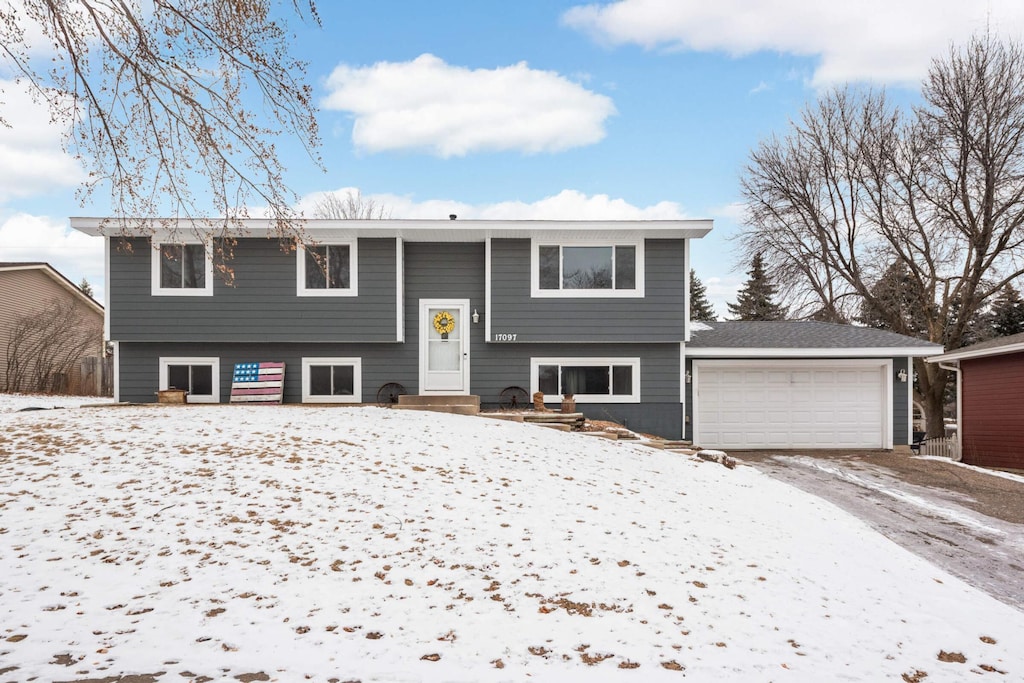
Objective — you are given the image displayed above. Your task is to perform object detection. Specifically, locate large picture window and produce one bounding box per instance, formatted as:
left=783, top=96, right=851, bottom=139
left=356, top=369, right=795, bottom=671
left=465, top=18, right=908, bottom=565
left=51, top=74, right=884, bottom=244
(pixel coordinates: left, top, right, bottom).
left=531, top=357, right=640, bottom=403
left=532, top=240, right=643, bottom=297
left=301, top=357, right=362, bottom=403
left=159, top=357, right=220, bottom=403
left=151, top=242, right=213, bottom=296
left=297, top=242, right=358, bottom=296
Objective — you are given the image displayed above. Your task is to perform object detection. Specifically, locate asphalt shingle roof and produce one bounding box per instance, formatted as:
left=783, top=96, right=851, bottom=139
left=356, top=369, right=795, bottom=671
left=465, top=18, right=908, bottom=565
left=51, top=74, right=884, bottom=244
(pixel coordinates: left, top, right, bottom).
left=688, top=321, right=940, bottom=350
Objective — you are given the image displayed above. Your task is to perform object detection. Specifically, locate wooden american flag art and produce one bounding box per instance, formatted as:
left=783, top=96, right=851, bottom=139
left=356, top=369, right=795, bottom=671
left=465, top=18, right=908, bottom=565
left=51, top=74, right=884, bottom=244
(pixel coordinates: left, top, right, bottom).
left=229, top=362, right=286, bottom=404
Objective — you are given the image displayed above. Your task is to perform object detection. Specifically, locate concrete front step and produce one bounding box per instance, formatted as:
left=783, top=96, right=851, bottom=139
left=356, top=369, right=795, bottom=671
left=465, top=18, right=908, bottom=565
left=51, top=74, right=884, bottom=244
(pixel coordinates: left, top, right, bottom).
left=397, top=394, right=480, bottom=408
left=393, top=394, right=480, bottom=415
left=392, top=404, right=480, bottom=416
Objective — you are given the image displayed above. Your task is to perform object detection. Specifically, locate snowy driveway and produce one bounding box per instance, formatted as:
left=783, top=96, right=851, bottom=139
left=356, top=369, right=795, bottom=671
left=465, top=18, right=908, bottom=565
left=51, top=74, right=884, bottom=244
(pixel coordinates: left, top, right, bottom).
left=730, top=451, right=1024, bottom=612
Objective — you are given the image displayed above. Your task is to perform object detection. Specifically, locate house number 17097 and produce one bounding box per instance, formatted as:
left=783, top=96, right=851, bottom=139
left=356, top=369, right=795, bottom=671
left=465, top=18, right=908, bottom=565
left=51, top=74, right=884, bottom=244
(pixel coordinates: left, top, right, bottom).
left=494, top=333, right=518, bottom=342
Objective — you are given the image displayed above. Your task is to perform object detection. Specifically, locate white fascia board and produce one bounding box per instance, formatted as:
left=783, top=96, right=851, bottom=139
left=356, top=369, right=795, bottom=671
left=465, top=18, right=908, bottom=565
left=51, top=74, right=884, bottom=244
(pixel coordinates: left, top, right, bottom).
left=926, top=342, right=1024, bottom=363
left=69, top=217, right=714, bottom=242
left=688, top=346, right=943, bottom=358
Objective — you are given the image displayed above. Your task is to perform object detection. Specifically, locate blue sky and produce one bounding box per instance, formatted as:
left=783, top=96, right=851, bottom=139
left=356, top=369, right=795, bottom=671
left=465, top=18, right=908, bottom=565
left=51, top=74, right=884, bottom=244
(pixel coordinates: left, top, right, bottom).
left=3, top=0, right=1023, bottom=314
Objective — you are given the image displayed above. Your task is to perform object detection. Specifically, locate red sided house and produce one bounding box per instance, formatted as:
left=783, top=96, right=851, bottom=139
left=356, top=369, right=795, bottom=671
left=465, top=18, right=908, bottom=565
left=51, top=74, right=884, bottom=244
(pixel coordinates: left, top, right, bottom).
left=927, top=332, right=1024, bottom=471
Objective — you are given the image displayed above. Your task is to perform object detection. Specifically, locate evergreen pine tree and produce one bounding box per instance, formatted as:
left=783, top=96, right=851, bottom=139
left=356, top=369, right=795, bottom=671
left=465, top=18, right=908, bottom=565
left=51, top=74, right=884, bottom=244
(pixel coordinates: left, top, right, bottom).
left=689, top=269, right=717, bottom=321
left=79, top=278, right=94, bottom=299
left=727, top=254, right=786, bottom=321
left=988, top=283, right=1024, bottom=337
left=858, top=263, right=928, bottom=336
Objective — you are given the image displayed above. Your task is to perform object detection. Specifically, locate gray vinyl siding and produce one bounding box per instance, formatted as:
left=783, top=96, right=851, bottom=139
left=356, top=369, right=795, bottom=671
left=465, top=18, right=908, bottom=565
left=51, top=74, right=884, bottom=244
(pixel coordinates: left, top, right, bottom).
left=892, top=357, right=910, bottom=446
left=683, top=356, right=912, bottom=447
left=109, top=237, right=398, bottom=342
left=489, top=238, right=686, bottom=342
left=118, top=342, right=418, bottom=405
left=114, top=240, right=687, bottom=439
left=118, top=340, right=683, bottom=438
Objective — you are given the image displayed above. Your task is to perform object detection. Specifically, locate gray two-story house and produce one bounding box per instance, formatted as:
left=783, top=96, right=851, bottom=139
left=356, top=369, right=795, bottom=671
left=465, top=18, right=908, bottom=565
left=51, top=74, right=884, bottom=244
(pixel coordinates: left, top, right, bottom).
left=72, top=217, right=940, bottom=447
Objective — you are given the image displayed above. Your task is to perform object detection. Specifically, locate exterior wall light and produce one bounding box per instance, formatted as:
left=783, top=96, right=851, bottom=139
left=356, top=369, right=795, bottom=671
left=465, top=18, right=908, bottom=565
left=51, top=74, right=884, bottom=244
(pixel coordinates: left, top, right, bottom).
left=897, top=369, right=908, bottom=383
left=472, top=309, right=480, bottom=324
left=685, top=370, right=692, bottom=384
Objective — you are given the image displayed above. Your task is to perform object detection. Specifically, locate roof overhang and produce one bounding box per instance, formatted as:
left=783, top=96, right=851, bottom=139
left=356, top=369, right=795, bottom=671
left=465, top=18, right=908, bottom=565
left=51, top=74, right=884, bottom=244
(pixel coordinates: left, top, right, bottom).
left=926, top=342, right=1024, bottom=364
left=688, top=346, right=942, bottom=359
left=69, top=217, right=714, bottom=242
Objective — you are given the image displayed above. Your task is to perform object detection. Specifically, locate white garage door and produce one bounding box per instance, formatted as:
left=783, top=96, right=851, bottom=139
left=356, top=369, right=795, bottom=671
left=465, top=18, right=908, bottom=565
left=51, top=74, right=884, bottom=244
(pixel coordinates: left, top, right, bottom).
left=694, top=361, right=888, bottom=449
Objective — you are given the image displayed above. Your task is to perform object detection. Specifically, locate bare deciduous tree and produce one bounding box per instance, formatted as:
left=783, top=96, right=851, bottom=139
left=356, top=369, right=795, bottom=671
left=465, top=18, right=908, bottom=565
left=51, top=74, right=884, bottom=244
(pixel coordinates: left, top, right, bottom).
left=5, top=298, right=103, bottom=394
left=738, top=35, right=1024, bottom=436
left=0, top=1, right=322, bottom=259
left=311, top=189, right=391, bottom=219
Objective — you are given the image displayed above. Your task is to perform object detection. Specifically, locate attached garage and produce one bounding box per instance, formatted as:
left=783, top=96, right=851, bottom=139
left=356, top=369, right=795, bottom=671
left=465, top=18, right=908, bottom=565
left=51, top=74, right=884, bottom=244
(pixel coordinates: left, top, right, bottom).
left=684, top=321, right=943, bottom=451
left=693, top=360, right=889, bottom=449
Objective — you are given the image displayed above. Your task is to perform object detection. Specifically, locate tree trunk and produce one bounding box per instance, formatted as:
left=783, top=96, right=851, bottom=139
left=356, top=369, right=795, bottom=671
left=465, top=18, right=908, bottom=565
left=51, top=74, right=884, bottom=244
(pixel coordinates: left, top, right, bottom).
left=915, top=358, right=948, bottom=438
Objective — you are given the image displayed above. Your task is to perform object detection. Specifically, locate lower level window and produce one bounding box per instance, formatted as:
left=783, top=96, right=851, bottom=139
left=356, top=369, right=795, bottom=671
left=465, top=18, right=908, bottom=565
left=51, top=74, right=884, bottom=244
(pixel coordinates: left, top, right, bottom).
left=159, top=357, right=220, bottom=403
left=302, top=357, right=362, bottom=403
left=531, top=357, right=640, bottom=403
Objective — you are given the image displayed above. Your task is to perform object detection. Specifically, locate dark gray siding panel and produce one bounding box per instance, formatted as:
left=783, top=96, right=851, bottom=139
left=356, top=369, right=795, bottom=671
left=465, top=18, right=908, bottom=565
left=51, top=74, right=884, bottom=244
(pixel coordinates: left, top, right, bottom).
left=110, top=237, right=398, bottom=342
left=893, top=357, right=910, bottom=446
left=489, top=238, right=686, bottom=342
left=118, top=342, right=417, bottom=405
left=118, top=339, right=683, bottom=438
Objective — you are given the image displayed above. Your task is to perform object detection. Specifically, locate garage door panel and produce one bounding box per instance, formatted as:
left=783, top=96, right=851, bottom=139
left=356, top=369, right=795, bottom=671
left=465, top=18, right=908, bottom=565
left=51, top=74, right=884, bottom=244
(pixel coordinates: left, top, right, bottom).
left=696, top=362, right=886, bottom=449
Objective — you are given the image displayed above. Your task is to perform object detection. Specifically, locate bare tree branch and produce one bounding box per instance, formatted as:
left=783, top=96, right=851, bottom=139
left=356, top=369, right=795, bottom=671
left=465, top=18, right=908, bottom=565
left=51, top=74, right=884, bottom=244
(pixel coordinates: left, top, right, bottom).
left=738, top=36, right=1024, bottom=436
left=0, top=0, right=322, bottom=262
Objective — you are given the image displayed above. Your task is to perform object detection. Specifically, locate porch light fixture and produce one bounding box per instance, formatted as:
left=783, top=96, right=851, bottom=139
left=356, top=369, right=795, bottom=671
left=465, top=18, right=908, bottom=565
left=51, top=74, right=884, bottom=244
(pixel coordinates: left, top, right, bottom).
left=897, top=369, right=908, bottom=383
left=685, top=370, right=692, bottom=384
left=472, top=309, right=480, bottom=324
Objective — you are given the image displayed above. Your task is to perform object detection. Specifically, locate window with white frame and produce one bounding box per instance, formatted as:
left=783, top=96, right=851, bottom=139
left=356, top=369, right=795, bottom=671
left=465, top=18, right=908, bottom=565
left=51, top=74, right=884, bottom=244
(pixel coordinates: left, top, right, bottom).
left=302, top=357, right=362, bottom=403
left=532, top=240, right=644, bottom=297
left=297, top=242, right=358, bottom=296
left=530, top=357, right=640, bottom=403
left=159, top=357, right=220, bottom=403
left=151, top=242, right=213, bottom=296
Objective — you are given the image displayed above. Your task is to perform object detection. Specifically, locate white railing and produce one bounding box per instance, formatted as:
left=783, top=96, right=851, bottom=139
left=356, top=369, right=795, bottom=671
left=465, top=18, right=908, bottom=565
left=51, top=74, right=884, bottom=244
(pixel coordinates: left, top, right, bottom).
left=917, top=436, right=960, bottom=459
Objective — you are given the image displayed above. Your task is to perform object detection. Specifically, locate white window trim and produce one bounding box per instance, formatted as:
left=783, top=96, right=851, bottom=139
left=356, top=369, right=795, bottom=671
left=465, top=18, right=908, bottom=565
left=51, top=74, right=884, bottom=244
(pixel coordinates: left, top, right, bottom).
left=301, top=357, right=362, bottom=403
left=159, top=356, right=220, bottom=403
left=297, top=241, right=359, bottom=297
left=151, top=241, right=213, bottom=296
left=530, top=239, right=645, bottom=298
left=530, top=357, right=641, bottom=404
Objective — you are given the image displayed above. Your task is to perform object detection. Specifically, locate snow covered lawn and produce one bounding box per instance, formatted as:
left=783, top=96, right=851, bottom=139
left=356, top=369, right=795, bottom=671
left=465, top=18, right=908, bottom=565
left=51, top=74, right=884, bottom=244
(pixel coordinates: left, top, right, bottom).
left=2, top=403, right=1022, bottom=682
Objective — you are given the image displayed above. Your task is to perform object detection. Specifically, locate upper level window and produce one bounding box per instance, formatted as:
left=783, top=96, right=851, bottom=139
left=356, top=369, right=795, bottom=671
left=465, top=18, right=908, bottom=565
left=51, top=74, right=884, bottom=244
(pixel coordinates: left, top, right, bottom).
left=151, top=242, right=213, bottom=296
left=532, top=240, right=644, bottom=297
left=297, top=242, right=358, bottom=296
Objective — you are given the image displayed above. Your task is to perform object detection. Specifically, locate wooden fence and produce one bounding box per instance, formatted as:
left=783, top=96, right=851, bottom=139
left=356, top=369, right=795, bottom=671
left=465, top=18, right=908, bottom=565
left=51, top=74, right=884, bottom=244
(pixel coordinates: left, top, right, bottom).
left=79, top=356, right=113, bottom=396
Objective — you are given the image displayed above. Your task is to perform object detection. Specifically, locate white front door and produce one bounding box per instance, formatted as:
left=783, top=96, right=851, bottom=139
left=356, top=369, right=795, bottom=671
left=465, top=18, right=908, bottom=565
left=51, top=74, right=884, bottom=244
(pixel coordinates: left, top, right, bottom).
left=419, top=299, right=470, bottom=394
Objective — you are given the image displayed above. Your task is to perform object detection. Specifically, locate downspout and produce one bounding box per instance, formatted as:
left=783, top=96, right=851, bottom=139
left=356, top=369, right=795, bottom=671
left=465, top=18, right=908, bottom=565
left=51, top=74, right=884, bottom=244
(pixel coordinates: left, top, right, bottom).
left=937, top=360, right=962, bottom=461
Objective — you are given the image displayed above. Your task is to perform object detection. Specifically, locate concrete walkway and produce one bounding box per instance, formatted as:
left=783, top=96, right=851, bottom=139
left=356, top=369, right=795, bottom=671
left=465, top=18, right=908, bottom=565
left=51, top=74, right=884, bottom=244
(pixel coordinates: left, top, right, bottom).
left=729, top=450, right=1024, bottom=612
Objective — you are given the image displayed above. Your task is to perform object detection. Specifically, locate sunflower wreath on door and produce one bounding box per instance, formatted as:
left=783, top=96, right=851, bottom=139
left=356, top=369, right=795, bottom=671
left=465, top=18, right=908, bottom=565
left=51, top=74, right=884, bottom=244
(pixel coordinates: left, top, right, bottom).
left=433, top=310, right=455, bottom=338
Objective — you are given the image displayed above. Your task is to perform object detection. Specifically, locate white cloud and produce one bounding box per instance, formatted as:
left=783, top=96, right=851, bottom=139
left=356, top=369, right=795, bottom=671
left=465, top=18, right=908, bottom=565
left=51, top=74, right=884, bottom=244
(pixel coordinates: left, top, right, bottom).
left=0, top=79, right=82, bottom=200
left=749, top=80, right=771, bottom=95
left=704, top=275, right=744, bottom=320
left=298, top=187, right=689, bottom=221
left=0, top=212, right=105, bottom=302
left=562, top=0, right=1024, bottom=86
left=321, top=54, right=616, bottom=156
